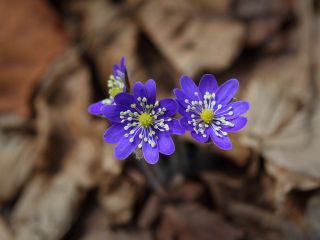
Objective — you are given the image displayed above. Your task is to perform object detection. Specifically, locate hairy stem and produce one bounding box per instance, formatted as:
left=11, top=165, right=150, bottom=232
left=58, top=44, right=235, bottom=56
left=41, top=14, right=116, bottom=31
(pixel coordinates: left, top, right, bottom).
left=135, top=156, right=167, bottom=199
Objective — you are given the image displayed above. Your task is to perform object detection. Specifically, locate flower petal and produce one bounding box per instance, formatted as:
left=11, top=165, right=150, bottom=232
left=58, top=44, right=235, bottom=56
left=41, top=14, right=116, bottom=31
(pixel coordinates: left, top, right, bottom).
left=168, top=119, right=185, bottom=134
left=88, top=100, right=105, bottom=116
left=101, top=104, right=127, bottom=123
left=179, top=117, right=193, bottom=131
left=215, top=100, right=249, bottom=120
left=114, top=135, right=139, bottom=160
left=142, top=141, right=159, bottom=164
left=133, top=82, right=147, bottom=100
left=173, top=88, right=188, bottom=108
left=158, top=98, right=178, bottom=117
left=222, top=117, right=248, bottom=132
left=209, top=129, right=232, bottom=150
left=216, top=79, right=239, bottom=105
left=145, top=79, right=156, bottom=104
left=191, top=130, right=209, bottom=143
left=176, top=104, right=193, bottom=118
left=113, top=65, right=120, bottom=77
left=120, top=56, right=126, bottom=72
left=114, top=92, right=135, bottom=107
left=180, top=75, right=198, bottom=99
left=104, top=123, right=125, bottom=144
left=158, top=132, right=175, bottom=155
left=199, top=74, right=218, bottom=96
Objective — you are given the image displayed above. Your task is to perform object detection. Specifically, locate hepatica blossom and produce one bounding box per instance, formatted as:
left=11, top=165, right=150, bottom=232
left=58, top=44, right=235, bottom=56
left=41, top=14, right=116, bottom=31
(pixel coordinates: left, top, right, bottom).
left=88, top=57, right=126, bottom=116
left=174, top=74, right=249, bottom=150
left=88, top=56, right=249, bottom=163
left=102, top=80, right=184, bottom=164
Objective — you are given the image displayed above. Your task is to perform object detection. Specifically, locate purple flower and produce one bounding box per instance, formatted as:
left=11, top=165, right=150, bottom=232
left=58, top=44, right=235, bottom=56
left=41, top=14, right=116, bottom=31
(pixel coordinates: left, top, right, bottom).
left=88, top=57, right=127, bottom=116
left=174, top=74, right=249, bottom=150
left=102, top=80, right=184, bottom=164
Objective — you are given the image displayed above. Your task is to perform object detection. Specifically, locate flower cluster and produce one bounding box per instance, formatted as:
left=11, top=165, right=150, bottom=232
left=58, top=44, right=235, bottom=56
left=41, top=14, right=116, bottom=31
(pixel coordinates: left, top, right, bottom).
left=88, top=58, right=249, bottom=164
left=88, top=57, right=126, bottom=116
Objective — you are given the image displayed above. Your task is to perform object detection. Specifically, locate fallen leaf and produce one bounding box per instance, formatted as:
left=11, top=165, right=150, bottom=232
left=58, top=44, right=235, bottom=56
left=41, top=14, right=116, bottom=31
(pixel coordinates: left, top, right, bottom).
left=306, top=192, right=320, bottom=240
left=137, top=0, right=245, bottom=76
left=0, top=0, right=68, bottom=121
left=98, top=178, right=138, bottom=225
left=0, top=130, right=40, bottom=202
left=157, top=203, right=243, bottom=240
left=0, top=216, right=13, bottom=240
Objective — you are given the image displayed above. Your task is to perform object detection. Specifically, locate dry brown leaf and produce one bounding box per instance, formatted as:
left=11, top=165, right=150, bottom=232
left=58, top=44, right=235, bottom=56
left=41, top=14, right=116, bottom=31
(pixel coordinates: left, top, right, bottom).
left=0, top=130, right=40, bottom=203
left=100, top=142, right=124, bottom=187
left=235, top=0, right=293, bottom=19
left=137, top=0, right=245, bottom=77
left=81, top=228, right=152, bottom=240
left=67, top=0, right=147, bottom=89
left=98, top=178, right=138, bottom=225
left=200, top=171, right=243, bottom=210
left=239, top=0, right=317, bottom=198
left=225, top=201, right=305, bottom=240
left=240, top=55, right=320, bottom=194
left=246, top=17, right=283, bottom=47
left=306, top=192, right=320, bottom=239
left=157, top=203, right=243, bottom=240
left=95, top=21, right=147, bottom=88
left=66, top=0, right=122, bottom=49
left=0, top=217, right=13, bottom=240
left=12, top=136, right=99, bottom=240
left=11, top=50, right=101, bottom=240
left=97, top=130, right=134, bottom=227
left=13, top=172, right=85, bottom=240
left=182, top=129, right=250, bottom=166
left=138, top=194, right=161, bottom=229
left=35, top=50, right=94, bottom=170
left=193, top=0, right=232, bottom=14
left=168, top=181, right=204, bottom=202
left=0, top=0, right=68, bottom=122
left=80, top=206, right=152, bottom=240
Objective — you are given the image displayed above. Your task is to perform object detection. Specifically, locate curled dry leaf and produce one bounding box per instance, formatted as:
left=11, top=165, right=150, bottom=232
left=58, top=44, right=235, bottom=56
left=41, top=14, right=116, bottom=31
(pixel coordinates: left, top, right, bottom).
left=240, top=55, right=320, bottom=198
left=137, top=0, right=245, bottom=76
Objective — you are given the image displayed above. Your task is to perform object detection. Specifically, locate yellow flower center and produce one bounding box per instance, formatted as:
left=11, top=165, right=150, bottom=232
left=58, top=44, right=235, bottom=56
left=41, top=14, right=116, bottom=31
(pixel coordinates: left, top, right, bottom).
left=200, top=109, right=214, bottom=123
left=110, top=87, right=123, bottom=97
left=139, top=113, right=153, bottom=127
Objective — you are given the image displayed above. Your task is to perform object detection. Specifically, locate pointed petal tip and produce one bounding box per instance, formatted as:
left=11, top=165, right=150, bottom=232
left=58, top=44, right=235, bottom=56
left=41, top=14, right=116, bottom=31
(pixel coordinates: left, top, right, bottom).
left=88, top=101, right=104, bottom=116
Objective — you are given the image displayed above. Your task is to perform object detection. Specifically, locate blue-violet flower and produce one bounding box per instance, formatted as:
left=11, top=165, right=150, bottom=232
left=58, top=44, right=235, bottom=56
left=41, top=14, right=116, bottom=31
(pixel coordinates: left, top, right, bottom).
left=174, top=74, right=249, bottom=150
left=88, top=57, right=126, bottom=116
left=102, top=79, right=184, bottom=164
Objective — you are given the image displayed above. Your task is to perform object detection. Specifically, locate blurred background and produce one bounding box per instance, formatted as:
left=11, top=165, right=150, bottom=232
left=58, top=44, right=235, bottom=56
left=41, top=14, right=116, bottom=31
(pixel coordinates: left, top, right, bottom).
left=0, top=0, right=320, bottom=239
